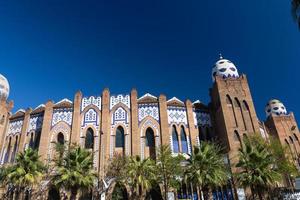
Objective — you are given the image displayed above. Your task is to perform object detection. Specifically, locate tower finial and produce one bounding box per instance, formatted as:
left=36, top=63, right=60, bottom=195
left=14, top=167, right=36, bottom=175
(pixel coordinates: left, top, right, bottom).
left=219, top=53, right=223, bottom=59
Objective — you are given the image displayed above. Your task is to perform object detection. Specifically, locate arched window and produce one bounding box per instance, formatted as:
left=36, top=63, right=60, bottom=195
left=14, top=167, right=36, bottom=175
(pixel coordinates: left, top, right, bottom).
left=146, top=128, right=155, bottom=147
left=289, top=136, right=294, bottom=143
left=294, top=134, right=299, bottom=141
left=226, top=95, right=232, bottom=105
left=242, top=100, right=250, bottom=111
left=4, top=137, right=11, bottom=163
left=234, top=130, right=242, bottom=145
left=227, top=95, right=238, bottom=127
left=172, top=126, right=179, bottom=153
left=34, top=131, right=41, bottom=150
left=85, top=128, right=94, bottom=149
left=235, top=98, right=247, bottom=130
left=199, top=127, right=205, bottom=141
left=180, top=126, right=188, bottom=154
left=29, top=133, right=34, bottom=148
left=115, top=126, right=125, bottom=148
left=57, top=133, right=65, bottom=145
left=145, top=128, right=156, bottom=159
left=11, top=136, right=18, bottom=163
left=285, top=138, right=289, bottom=145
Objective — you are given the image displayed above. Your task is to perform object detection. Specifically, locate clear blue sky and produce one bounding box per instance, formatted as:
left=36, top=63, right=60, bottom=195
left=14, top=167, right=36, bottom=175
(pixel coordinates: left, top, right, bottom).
left=0, top=0, right=299, bottom=121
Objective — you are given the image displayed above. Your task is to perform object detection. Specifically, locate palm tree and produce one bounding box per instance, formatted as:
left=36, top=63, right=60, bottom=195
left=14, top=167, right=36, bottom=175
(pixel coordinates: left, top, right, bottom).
left=125, top=155, right=156, bottom=200
left=155, top=145, right=184, bottom=200
left=185, top=142, right=228, bottom=200
left=291, top=0, right=300, bottom=29
left=2, top=148, right=45, bottom=200
left=52, top=145, right=97, bottom=200
left=235, top=135, right=281, bottom=200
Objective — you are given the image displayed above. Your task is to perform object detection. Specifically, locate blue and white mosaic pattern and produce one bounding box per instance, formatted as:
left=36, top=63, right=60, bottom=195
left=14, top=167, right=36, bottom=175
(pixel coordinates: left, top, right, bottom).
left=81, top=96, right=101, bottom=112
left=28, top=114, right=44, bottom=132
left=193, top=110, right=211, bottom=127
left=52, top=108, right=73, bottom=127
left=167, top=106, right=187, bottom=125
left=8, top=119, right=23, bottom=136
left=138, top=103, right=159, bottom=122
left=110, top=106, right=130, bottom=157
left=110, top=94, right=130, bottom=109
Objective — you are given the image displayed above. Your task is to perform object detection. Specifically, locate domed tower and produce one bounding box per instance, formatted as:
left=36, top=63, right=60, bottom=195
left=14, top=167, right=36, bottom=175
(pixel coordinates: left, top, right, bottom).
left=210, top=55, right=260, bottom=169
left=264, top=99, right=300, bottom=168
left=212, top=55, right=239, bottom=81
left=0, top=74, right=13, bottom=157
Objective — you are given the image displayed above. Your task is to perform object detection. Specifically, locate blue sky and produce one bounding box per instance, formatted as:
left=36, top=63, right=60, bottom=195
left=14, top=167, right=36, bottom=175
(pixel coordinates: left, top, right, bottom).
left=0, top=0, right=299, bottom=121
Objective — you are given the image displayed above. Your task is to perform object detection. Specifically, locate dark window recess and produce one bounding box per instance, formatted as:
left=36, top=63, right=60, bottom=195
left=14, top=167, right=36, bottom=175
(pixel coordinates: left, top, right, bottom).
left=85, top=128, right=94, bottom=149
left=145, top=128, right=155, bottom=147
left=115, top=127, right=125, bottom=148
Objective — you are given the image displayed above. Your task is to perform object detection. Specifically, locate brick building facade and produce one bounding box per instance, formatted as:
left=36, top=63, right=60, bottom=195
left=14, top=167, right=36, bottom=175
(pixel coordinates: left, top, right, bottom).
left=0, top=56, right=299, bottom=198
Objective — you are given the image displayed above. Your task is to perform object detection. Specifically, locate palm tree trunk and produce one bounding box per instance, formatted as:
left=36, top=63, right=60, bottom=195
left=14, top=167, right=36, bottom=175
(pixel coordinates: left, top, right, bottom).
left=197, top=186, right=203, bottom=200
left=190, top=183, right=194, bottom=200
left=164, top=181, right=168, bottom=200
left=70, top=188, right=78, bottom=200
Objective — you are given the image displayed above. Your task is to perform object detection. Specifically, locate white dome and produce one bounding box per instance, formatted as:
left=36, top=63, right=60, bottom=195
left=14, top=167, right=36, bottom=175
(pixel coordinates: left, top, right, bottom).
left=265, top=99, right=287, bottom=117
left=0, top=74, right=9, bottom=101
left=212, top=56, right=239, bottom=82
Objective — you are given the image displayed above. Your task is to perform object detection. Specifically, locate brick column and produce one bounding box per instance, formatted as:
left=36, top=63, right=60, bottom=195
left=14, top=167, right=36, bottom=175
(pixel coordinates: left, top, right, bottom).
left=38, top=100, right=54, bottom=163
left=70, top=91, right=82, bottom=145
left=159, top=94, right=169, bottom=146
left=130, top=89, right=139, bottom=156
left=0, top=100, right=13, bottom=157
left=18, top=108, right=32, bottom=152
left=100, top=88, right=110, bottom=177
left=186, top=100, right=198, bottom=148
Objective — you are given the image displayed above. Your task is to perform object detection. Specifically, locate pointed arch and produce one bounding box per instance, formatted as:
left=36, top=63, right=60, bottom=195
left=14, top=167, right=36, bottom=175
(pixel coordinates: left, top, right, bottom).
left=145, top=127, right=156, bottom=159
left=285, top=138, right=296, bottom=161
left=115, top=126, right=125, bottom=156
left=234, top=97, right=246, bottom=130
left=4, top=137, right=12, bottom=163
left=10, top=136, right=19, bottom=163
left=180, top=126, right=188, bottom=154
left=116, top=126, right=125, bottom=148
left=57, top=132, right=65, bottom=145
left=29, top=132, right=34, bottom=148
left=172, top=125, right=179, bottom=153
left=242, top=100, right=255, bottom=132
left=34, top=130, right=41, bottom=150
left=226, top=95, right=238, bottom=127
left=234, top=130, right=242, bottom=147
left=85, top=128, right=94, bottom=149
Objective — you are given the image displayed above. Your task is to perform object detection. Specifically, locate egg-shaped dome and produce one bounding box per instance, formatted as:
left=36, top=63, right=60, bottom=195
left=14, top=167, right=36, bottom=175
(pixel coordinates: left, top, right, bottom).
left=0, top=74, right=9, bottom=101
left=265, top=99, right=287, bottom=117
left=212, top=55, right=239, bottom=82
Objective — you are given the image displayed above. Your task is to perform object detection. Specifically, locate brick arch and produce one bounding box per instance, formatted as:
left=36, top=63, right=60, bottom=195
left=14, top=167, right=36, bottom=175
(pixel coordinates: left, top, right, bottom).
left=139, top=117, right=160, bottom=159
left=48, top=122, right=71, bottom=161
left=110, top=102, right=130, bottom=114
left=24, top=130, right=35, bottom=149
left=139, top=117, right=160, bottom=137
left=81, top=104, right=101, bottom=115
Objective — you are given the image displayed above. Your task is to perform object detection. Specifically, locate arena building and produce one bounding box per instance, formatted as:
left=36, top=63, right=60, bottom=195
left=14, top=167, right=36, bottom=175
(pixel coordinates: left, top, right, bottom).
left=0, top=55, right=299, bottom=199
